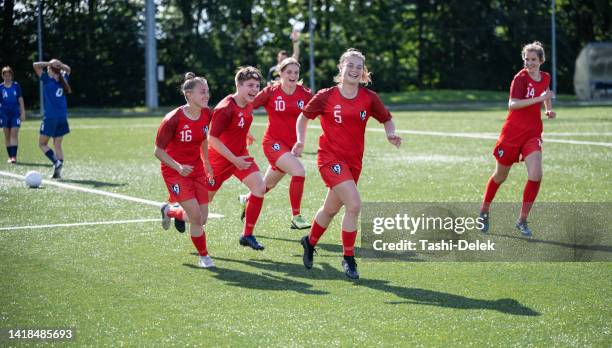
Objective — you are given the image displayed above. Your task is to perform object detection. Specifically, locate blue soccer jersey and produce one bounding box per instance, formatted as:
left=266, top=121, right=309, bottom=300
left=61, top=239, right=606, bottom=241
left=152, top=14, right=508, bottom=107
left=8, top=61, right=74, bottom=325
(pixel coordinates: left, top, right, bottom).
left=41, top=72, right=68, bottom=119
left=0, top=81, right=22, bottom=112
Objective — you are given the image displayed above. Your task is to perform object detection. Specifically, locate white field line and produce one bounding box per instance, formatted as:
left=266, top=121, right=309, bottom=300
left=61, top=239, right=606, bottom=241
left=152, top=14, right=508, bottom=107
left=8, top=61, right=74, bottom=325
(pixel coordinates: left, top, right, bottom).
left=250, top=122, right=612, bottom=147
left=0, top=171, right=223, bottom=218
left=0, top=219, right=160, bottom=231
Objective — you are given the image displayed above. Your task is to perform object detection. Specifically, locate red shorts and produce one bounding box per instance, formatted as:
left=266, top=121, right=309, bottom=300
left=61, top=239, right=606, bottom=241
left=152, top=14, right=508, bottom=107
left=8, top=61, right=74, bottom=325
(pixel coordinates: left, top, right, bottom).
left=493, top=137, right=542, bottom=166
left=318, top=158, right=361, bottom=188
left=208, top=156, right=260, bottom=191
left=162, top=171, right=209, bottom=204
left=262, top=137, right=292, bottom=173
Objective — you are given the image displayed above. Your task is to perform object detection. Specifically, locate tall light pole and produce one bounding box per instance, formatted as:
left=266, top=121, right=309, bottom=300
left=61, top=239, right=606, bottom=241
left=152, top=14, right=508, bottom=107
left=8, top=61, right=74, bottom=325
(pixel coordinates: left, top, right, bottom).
left=308, top=0, right=315, bottom=91
left=37, top=0, right=44, bottom=116
left=145, top=0, right=158, bottom=109
left=551, top=0, right=557, bottom=95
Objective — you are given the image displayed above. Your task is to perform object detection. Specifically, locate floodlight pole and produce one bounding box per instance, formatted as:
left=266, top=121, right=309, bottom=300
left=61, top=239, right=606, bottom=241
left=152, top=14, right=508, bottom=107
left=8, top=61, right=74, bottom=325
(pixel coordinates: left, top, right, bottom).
left=308, top=0, right=315, bottom=91
left=37, top=0, right=44, bottom=116
left=145, top=0, right=158, bottom=109
left=551, top=0, right=557, bottom=95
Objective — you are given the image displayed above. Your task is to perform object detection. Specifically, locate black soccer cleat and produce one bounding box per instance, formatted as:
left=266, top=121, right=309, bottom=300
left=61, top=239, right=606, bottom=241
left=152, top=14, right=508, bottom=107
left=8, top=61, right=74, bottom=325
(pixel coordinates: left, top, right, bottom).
left=174, top=218, right=186, bottom=233
left=239, top=235, right=264, bottom=250
left=478, top=211, right=490, bottom=234
left=342, top=256, right=359, bottom=280
left=300, top=235, right=317, bottom=269
left=515, top=220, right=533, bottom=238
left=51, top=160, right=63, bottom=179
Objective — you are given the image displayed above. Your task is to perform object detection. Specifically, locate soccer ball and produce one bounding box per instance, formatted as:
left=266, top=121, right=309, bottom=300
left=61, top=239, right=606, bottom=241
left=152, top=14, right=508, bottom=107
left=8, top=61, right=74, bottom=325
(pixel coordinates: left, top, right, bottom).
left=25, top=170, right=42, bottom=188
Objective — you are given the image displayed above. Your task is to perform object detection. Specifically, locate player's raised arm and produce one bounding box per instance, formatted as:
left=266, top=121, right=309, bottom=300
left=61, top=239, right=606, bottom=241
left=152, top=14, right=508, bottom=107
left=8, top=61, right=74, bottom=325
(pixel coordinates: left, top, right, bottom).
left=32, top=61, right=50, bottom=77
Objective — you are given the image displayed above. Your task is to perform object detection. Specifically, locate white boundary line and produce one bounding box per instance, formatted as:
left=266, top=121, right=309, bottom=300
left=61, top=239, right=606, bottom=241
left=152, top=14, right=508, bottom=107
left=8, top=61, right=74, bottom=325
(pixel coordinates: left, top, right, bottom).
left=0, top=171, right=223, bottom=218
left=251, top=122, right=612, bottom=147
left=0, top=219, right=160, bottom=231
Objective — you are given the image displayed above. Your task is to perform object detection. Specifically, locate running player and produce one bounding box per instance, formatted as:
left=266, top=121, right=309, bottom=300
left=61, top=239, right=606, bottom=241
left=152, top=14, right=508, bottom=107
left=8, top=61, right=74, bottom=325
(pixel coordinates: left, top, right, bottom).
left=293, top=48, right=402, bottom=279
left=169, top=66, right=267, bottom=250
left=244, top=57, right=313, bottom=230
left=479, top=41, right=556, bottom=237
left=155, top=72, right=215, bottom=268
left=0, top=66, right=26, bottom=163
left=33, top=59, right=72, bottom=179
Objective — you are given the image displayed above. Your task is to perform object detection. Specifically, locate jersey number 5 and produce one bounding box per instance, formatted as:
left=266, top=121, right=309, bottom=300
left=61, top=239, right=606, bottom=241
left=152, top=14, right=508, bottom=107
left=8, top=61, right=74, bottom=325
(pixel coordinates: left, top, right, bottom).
left=333, top=109, right=342, bottom=123
left=180, top=129, right=192, bottom=142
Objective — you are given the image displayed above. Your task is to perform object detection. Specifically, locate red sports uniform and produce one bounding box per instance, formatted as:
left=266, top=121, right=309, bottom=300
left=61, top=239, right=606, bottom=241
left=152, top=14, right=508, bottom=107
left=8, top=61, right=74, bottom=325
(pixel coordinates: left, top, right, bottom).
left=208, top=95, right=260, bottom=191
left=494, top=69, right=551, bottom=166
left=302, top=86, right=392, bottom=188
left=253, top=84, right=313, bottom=172
left=155, top=107, right=212, bottom=203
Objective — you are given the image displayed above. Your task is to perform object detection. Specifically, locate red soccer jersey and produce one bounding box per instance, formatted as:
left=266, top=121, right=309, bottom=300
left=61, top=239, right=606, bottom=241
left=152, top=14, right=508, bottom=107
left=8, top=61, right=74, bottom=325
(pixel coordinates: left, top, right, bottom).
left=155, top=107, right=212, bottom=177
left=253, top=84, right=313, bottom=146
left=499, top=69, right=551, bottom=146
left=209, top=95, right=253, bottom=164
left=302, top=86, right=392, bottom=169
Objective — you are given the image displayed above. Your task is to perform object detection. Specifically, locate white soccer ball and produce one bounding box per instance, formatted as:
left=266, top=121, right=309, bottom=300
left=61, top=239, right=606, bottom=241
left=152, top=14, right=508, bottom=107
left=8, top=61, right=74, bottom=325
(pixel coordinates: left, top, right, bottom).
left=25, top=170, right=42, bottom=188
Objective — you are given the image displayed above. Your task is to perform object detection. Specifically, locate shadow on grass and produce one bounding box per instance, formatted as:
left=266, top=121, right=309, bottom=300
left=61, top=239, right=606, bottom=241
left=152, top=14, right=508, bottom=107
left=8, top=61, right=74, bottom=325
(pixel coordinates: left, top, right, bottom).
left=214, top=257, right=540, bottom=316
left=182, top=263, right=328, bottom=295
left=60, top=178, right=127, bottom=188
left=490, top=233, right=612, bottom=253
left=14, top=162, right=52, bottom=168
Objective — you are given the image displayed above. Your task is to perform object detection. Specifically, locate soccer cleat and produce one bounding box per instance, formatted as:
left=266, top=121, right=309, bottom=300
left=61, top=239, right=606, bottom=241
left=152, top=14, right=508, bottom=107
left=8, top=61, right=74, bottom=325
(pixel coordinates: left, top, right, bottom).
left=478, top=212, right=490, bottom=234
left=198, top=255, right=215, bottom=268
left=51, top=160, right=63, bottom=179
left=239, top=194, right=248, bottom=222
left=300, top=235, right=317, bottom=269
left=174, top=218, right=186, bottom=233
left=516, top=220, right=533, bottom=237
left=239, top=235, right=265, bottom=250
left=342, top=256, right=359, bottom=279
left=7, top=157, right=16, bottom=164
left=291, top=215, right=311, bottom=230
left=160, top=203, right=171, bottom=230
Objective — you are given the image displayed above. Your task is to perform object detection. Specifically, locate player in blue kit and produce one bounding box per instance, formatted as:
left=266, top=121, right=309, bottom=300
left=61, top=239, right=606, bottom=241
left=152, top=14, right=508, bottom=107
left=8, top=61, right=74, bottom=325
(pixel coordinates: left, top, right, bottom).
left=0, top=66, right=26, bottom=163
left=33, top=59, right=72, bottom=179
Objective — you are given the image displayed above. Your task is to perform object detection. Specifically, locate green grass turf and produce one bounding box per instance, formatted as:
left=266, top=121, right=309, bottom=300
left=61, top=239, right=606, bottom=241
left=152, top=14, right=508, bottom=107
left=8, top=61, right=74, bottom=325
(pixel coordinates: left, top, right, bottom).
left=0, top=106, right=610, bottom=346
left=378, top=89, right=577, bottom=105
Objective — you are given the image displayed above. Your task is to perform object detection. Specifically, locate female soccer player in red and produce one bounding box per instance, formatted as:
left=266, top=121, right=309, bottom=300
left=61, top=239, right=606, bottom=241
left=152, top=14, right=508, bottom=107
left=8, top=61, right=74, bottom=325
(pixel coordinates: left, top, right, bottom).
left=155, top=72, right=215, bottom=268
left=479, top=41, right=556, bottom=237
left=168, top=67, right=267, bottom=251
left=293, top=48, right=402, bottom=279
left=249, top=57, right=313, bottom=230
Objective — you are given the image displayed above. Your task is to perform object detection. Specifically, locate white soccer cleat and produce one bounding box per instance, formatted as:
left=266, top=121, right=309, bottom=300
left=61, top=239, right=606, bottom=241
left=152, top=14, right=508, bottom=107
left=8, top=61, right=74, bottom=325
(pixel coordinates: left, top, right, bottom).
left=198, top=255, right=215, bottom=268
left=160, top=203, right=171, bottom=230
left=239, top=194, right=248, bottom=206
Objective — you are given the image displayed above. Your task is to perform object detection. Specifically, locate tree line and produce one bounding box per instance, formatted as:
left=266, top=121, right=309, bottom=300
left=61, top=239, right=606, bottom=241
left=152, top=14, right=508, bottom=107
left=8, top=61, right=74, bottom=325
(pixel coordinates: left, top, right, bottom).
left=1, top=0, right=609, bottom=108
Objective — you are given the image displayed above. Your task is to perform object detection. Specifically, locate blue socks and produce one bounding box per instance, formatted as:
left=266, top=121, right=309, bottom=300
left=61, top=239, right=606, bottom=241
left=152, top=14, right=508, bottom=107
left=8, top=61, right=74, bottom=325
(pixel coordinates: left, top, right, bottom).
left=44, top=149, right=58, bottom=164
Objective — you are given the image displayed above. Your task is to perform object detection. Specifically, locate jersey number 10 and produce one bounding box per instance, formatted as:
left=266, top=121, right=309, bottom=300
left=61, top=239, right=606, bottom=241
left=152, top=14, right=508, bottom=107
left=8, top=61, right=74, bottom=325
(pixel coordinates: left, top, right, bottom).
left=274, top=99, right=286, bottom=111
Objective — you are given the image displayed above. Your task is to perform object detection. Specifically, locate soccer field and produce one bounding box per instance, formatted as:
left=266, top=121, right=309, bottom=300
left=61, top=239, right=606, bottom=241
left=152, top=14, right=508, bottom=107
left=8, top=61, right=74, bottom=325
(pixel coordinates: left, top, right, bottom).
left=1, top=106, right=610, bottom=346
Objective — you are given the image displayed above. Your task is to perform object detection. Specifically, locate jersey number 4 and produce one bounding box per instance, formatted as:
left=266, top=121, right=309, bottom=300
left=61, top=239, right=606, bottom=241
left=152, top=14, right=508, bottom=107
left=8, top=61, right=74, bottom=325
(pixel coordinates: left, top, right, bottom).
left=180, top=129, right=192, bottom=142
left=238, top=117, right=245, bottom=128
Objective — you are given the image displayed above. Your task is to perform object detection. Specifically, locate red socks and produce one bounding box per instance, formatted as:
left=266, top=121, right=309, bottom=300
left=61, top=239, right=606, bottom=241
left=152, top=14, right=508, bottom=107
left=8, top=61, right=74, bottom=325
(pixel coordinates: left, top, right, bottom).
left=289, top=176, right=305, bottom=216
left=190, top=233, right=208, bottom=256
left=308, top=221, right=327, bottom=246
left=520, top=180, right=541, bottom=220
left=481, top=176, right=501, bottom=212
left=243, top=194, right=264, bottom=236
left=168, top=207, right=185, bottom=220
left=342, top=230, right=357, bottom=256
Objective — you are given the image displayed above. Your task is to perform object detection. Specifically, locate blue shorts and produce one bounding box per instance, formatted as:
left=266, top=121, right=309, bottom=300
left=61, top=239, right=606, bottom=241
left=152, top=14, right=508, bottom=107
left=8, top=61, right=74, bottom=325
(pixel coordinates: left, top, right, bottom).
left=40, top=118, right=70, bottom=137
left=0, top=108, right=21, bottom=128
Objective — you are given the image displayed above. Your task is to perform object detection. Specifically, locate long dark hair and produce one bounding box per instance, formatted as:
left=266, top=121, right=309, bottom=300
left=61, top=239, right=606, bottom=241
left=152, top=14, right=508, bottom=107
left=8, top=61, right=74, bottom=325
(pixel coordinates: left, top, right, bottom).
left=49, top=66, right=72, bottom=94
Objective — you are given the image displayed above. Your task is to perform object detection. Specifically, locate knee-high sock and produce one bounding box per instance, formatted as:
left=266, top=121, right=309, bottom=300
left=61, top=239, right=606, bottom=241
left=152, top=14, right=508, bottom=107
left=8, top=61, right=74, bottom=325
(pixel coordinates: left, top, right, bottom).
left=481, top=176, right=501, bottom=213
left=191, top=233, right=208, bottom=256
left=243, top=195, right=264, bottom=236
left=520, top=180, right=541, bottom=220
left=289, top=176, right=305, bottom=216
left=308, top=221, right=326, bottom=247
left=342, top=230, right=357, bottom=256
